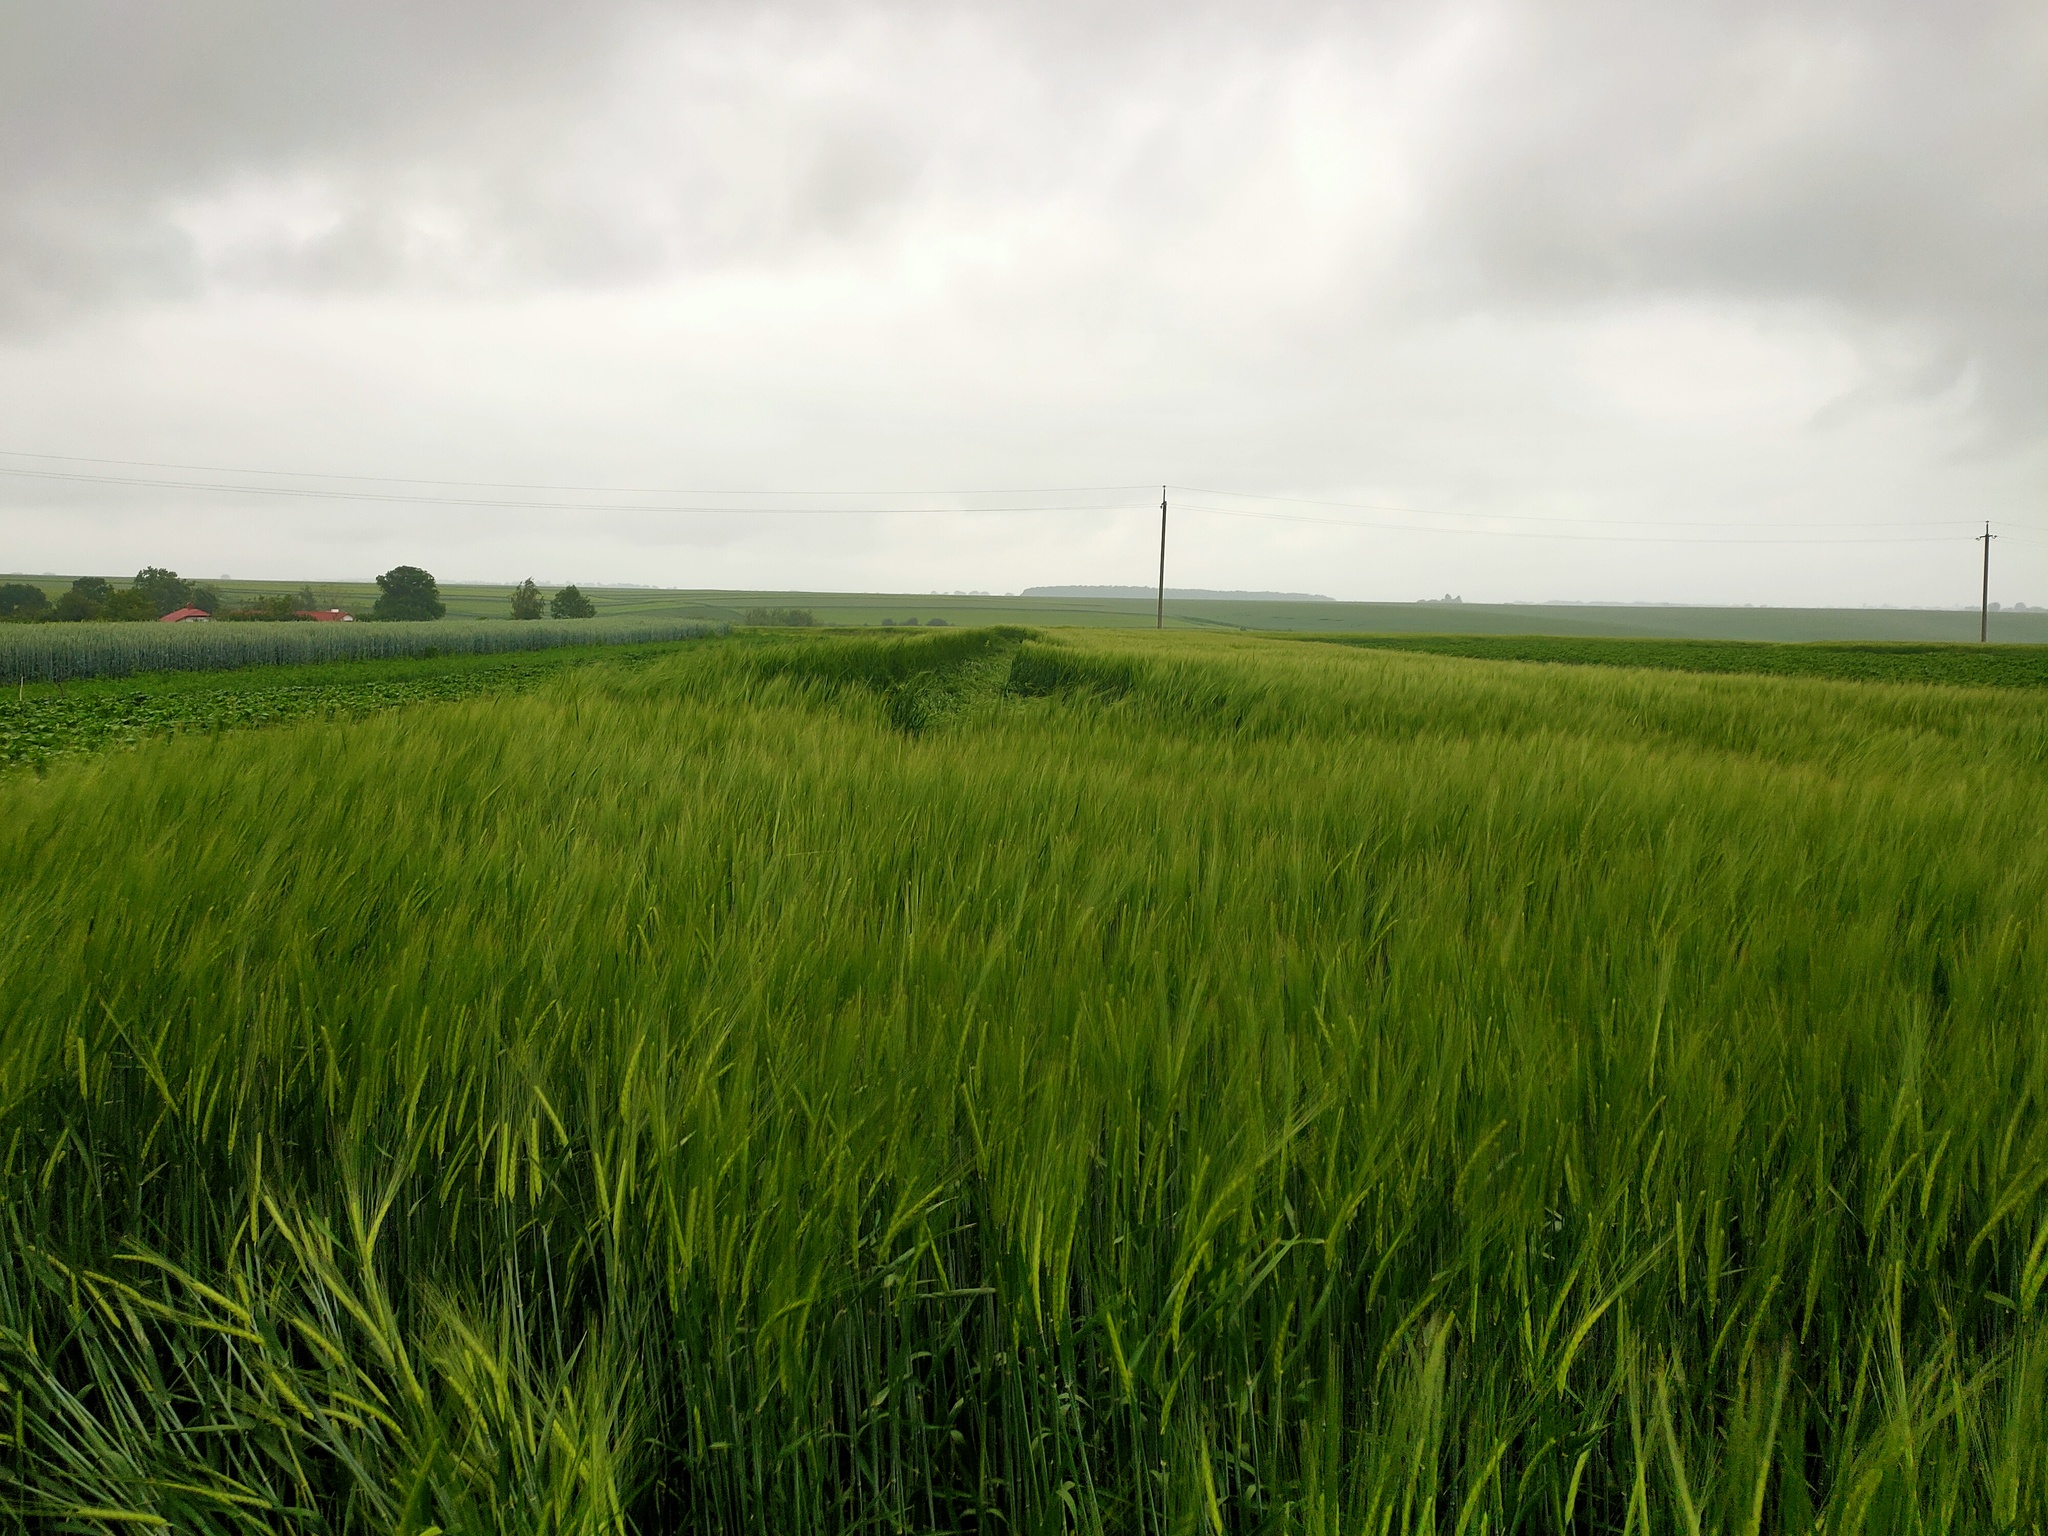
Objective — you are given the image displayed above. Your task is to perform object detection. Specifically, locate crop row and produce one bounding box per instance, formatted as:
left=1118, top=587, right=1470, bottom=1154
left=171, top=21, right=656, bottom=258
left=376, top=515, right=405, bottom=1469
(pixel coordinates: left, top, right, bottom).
left=0, top=615, right=725, bottom=683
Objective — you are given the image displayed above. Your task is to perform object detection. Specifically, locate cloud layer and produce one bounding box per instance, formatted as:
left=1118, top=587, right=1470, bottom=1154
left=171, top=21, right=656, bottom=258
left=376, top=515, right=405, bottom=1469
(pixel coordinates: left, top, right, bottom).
left=2, top=0, right=2042, bottom=603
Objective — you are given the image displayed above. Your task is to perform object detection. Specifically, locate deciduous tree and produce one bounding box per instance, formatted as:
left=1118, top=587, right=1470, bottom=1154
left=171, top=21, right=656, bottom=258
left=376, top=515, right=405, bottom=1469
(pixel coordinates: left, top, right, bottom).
left=0, top=583, right=47, bottom=620
left=371, top=566, right=445, bottom=621
left=132, top=567, right=191, bottom=616
left=548, top=584, right=596, bottom=618
left=100, top=588, right=158, bottom=621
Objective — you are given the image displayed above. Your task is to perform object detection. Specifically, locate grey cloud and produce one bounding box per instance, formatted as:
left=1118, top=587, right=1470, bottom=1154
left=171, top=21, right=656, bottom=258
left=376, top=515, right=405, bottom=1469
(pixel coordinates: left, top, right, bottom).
left=16, top=0, right=2035, bottom=358
left=0, top=2, right=1424, bottom=309
left=1408, top=0, right=2048, bottom=427
left=0, top=0, right=2042, bottom=606
left=0, top=0, right=649, bottom=318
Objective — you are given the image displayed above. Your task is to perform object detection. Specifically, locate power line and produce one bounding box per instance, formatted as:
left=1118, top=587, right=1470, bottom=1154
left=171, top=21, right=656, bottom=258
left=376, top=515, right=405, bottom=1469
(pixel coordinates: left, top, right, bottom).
left=0, top=447, right=1148, bottom=499
left=0, top=451, right=2028, bottom=548
left=0, top=466, right=1143, bottom=517
left=1177, top=502, right=1974, bottom=547
left=1174, top=484, right=1988, bottom=531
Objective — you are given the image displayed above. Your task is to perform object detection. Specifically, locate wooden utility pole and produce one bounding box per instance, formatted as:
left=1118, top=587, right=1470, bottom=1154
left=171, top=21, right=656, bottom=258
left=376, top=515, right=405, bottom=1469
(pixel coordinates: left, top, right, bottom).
left=1156, top=485, right=1168, bottom=630
left=1979, top=521, right=1996, bottom=642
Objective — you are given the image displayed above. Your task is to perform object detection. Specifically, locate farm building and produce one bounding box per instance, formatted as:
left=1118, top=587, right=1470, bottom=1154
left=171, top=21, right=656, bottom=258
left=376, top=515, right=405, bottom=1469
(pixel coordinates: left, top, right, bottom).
left=159, top=607, right=212, bottom=623
left=295, top=608, right=355, bottom=622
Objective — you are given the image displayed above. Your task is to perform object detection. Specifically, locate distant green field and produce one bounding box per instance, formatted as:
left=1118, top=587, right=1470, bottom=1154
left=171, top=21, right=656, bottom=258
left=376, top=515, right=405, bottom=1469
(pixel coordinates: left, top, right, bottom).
left=11, top=572, right=2048, bottom=639
left=1319, top=633, right=2048, bottom=687
left=6, top=628, right=2048, bottom=1531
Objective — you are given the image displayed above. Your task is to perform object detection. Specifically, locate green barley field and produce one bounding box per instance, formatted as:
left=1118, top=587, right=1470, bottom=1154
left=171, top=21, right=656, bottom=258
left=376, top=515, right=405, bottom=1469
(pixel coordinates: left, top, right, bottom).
left=5, top=625, right=2048, bottom=1533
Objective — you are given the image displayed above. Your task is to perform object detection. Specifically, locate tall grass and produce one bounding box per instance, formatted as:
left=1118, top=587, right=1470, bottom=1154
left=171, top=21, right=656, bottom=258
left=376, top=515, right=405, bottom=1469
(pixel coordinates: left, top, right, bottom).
left=0, top=616, right=725, bottom=684
left=3, top=627, right=2047, bottom=1532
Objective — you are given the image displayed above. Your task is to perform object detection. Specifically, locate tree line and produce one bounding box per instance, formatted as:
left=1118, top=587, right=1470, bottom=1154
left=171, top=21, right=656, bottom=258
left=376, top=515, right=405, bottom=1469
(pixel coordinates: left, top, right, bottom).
left=509, top=579, right=596, bottom=620
left=0, top=567, right=602, bottom=623
left=0, top=568, right=223, bottom=623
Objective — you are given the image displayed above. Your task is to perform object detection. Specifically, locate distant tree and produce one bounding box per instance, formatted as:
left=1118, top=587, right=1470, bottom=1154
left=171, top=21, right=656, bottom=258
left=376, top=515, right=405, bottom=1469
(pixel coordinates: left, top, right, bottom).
left=549, top=584, right=596, bottom=619
left=188, top=584, right=222, bottom=615
left=742, top=607, right=817, bottom=627
left=926, top=617, right=949, bottom=626
left=0, top=582, right=48, bottom=620
left=510, top=578, right=545, bottom=620
left=285, top=584, right=350, bottom=615
left=372, top=566, right=445, bottom=621
left=132, top=567, right=191, bottom=616
left=51, top=578, right=108, bottom=622
left=222, top=594, right=307, bottom=622
left=100, top=587, right=158, bottom=621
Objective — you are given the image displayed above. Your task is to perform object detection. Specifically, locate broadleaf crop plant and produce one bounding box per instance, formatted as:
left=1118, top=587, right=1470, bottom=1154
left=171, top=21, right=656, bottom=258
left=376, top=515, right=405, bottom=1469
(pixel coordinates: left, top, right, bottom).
left=0, top=639, right=709, bottom=771
left=3, top=626, right=2046, bottom=1534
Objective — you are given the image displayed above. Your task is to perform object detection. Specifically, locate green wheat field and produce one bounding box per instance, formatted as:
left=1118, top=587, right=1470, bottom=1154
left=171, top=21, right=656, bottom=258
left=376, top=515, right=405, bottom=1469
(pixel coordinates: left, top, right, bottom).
left=5, top=625, right=2048, bottom=1533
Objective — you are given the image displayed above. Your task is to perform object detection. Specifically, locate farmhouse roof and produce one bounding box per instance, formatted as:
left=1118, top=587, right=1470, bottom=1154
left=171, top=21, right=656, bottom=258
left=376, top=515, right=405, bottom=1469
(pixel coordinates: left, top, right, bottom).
left=295, top=609, right=355, bottom=621
left=160, top=607, right=212, bottom=623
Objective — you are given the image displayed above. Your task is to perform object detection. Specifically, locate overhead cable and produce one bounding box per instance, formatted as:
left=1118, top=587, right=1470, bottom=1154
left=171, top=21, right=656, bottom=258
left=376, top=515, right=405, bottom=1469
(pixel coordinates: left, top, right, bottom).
left=1179, top=503, right=1981, bottom=547
left=0, top=466, right=1140, bottom=517
left=0, top=448, right=1148, bottom=499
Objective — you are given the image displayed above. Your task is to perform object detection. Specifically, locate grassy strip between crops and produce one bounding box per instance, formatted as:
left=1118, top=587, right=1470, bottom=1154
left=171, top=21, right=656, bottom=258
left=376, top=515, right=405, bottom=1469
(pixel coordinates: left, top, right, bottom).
left=1312, top=632, right=2048, bottom=686
left=0, top=615, right=726, bottom=684
left=0, top=640, right=714, bottom=770
left=6, top=626, right=2048, bottom=1533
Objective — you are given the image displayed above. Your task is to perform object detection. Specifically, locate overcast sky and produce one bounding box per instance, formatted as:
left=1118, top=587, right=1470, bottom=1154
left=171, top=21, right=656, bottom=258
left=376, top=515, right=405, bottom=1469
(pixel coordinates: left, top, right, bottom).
left=1, top=0, right=2042, bottom=604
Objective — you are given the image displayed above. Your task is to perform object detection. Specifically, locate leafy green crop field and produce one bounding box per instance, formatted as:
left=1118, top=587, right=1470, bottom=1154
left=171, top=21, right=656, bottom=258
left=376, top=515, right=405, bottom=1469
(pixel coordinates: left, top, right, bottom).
left=5, top=627, right=2048, bottom=1533
left=0, top=641, right=707, bottom=771
left=1317, top=633, right=2048, bottom=687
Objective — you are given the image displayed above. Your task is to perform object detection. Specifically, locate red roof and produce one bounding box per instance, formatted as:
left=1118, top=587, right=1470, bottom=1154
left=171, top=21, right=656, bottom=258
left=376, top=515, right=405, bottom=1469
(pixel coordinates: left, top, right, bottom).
left=160, top=607, right=212, bottom=623
left=295, top=609, right=355, bottom=621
